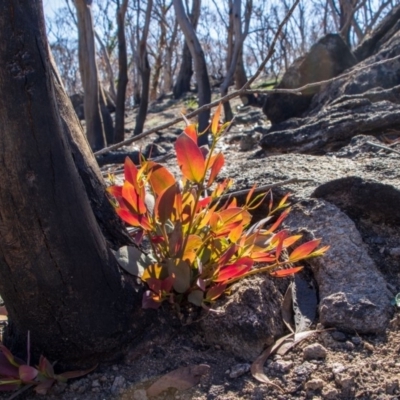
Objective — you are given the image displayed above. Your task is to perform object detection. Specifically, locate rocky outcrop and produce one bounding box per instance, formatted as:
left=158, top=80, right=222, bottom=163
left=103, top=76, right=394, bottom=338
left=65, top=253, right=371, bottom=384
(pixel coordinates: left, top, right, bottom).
left=259, top=5, right=400, bottom=154
left=283, top=199, right=392, bottom=334
left=262, top=34, right=356, bottom=125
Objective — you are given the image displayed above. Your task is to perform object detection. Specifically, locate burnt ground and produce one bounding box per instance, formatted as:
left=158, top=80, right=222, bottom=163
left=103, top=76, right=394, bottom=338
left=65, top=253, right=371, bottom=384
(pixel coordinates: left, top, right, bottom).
left=5, top=94, right=400, bottom=400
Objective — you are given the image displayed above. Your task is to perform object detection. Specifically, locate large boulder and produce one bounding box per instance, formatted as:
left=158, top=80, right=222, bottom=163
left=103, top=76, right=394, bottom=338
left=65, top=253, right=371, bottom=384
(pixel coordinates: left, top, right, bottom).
left=262, top=34, right=356, bottom=125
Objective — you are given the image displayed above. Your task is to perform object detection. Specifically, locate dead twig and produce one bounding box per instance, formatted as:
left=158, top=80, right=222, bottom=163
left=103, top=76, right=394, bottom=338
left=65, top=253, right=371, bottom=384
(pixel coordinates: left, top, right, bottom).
left=367, top=141, right=400, bottom=155
left=220, top=178, right=314, bottom=201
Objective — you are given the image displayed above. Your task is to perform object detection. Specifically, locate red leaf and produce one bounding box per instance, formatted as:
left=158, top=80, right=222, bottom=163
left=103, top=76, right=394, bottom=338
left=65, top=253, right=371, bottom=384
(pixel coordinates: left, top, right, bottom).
left=175, top=133, right=206, bottom=183
left=214, top=257, right=253, bottom=283
left=289, top=239, right=321, bottom=263
left=266, top=208, right=291, bottom=233
left=34, top=378, right=55, bottom=395
left=142, top=291, right=163, bottom=309
left=205, top=284, right=227, bottom=301
left=270, top=267, right=303, bottom=277
left=107, top=185, right=122, bottom=200
left=0, top=354, right=19, bottom=378
left=207, top=153, right=224, bottom=187
left=19, top=365, right=38, bottom=382
left=58, top=364, right=97, bottom=380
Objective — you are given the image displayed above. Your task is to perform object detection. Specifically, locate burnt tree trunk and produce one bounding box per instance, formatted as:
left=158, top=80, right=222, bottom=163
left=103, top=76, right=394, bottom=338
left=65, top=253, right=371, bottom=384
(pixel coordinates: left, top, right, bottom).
left=173, top=42, right=193, bottom=99
left=75, top=0, right=108, bottom=151
left=173, top=0, right=201, bottom=99
left=0, top=0, right=143, bottom=368
left=134, top=0, right=153, bottom=136
left=114, top=0, right=129, bottom=143
left=174, top=0, right=211, bottom=145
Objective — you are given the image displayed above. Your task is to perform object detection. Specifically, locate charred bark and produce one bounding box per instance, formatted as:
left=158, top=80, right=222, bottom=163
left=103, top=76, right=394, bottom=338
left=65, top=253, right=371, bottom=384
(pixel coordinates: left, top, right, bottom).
left=0, top=0, right=144, bottom=368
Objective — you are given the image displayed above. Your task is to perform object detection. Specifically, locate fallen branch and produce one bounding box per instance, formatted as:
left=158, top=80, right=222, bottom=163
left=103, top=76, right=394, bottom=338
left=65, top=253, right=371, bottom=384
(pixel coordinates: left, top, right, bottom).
left=367, top=141, right=400, bottom=155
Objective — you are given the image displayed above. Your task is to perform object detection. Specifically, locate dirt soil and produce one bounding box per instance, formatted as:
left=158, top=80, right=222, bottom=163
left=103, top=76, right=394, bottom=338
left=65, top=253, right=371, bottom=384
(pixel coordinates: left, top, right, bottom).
left=7, top=94, right=400, bottom=400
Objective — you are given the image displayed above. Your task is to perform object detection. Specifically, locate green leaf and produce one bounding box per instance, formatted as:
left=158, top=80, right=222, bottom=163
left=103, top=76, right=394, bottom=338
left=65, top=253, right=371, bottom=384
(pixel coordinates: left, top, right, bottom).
left=112, top=246, right=154, bottom=277
left=167, top=260, right=190, bottom=293
left=188, top=290, right=204, bottom=306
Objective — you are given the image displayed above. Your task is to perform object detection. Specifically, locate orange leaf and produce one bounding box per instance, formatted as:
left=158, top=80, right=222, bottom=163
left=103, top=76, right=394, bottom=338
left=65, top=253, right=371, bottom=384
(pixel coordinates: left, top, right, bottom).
left=266, top=207, right=291, bottom=234
left=146, top=162, right=176, bottom=196
left=175, top=133, right=206, bottom=183
left=289, top=239, right=321, bottom=263
left=245, top=184, right=257, bottom=206
left=251, top=251, right=275, bottom=262
left=183, top=124, right=198, bottom=142
left=116, top=208, right=152, bottom=230
left=155, top=184, right=177, bottom=223
left=122, top=181, right=147, bottom=215
left=270, top=267, right=303, bottom=277
left=207, top=153, right=224, bottom=187
left=124, top=157, right=139, bottom=187
left=211, top=103, right=222, bottom=135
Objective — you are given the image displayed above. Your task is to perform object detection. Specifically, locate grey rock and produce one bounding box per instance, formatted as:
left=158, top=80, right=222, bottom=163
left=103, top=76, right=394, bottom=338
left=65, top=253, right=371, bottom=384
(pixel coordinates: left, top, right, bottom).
left=111, top=376, right=126, bottom=395
left=239, top=133, right=259, bottom=152
left=322, top=385, right=340, bottom=399
left=305, top=378, right=324, bottom=391
left=133, top=389, right=148, bottom=400
left=331, top=331, right=347, bottom=342
left=228, top=363, right=251, bottom=378
left=283, top=199, right=392, bottom=334
left=294, top=361, right=317, bottom=377
left=335, top=373, right=355, bottom=390
left=201, top=275, right=285, bottom=361
left=270, top=359, right=293, bottom=373
left=351, top=336, right=362, bottom=345
left=91, top=379, right=100, bottom=388
left=389, top=247, right=400, bottom=258
left=303, top=343, right=328, bottom=360
left=386, top=379, right=399, bottom=395
left=331, top=362, right=347, bottom=375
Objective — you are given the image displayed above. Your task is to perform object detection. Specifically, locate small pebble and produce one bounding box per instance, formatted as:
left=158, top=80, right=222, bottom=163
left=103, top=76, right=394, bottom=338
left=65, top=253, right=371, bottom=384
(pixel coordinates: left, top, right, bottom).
left=323, top=385, right=340, bottom=399
left=364, top=342, right=375, bottom=352
left=345, top=341, right=355, bottom=351
left=111, top=376, right=126, bottom=395
left=331, top=331, right=347, bottom=342
left=386, top=379, right=399, bottom=395
left=133, top=389, right=148, bottom=400
left=305, top=378, right=324, bottom=391
left=91, top=380, right=100, bottom=388
left=303, top=343, right=328, bottom=360
left=270, top=360, right=293, bottom=373
left=389, top=247, right=400, bottom=257
left=351, top=336, right=362, bottom=345
left=331, top=362, right=346, bottom=374
left=335, top=373, right=355, bottom=390
left=228, top=363, right=250, bottom=379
